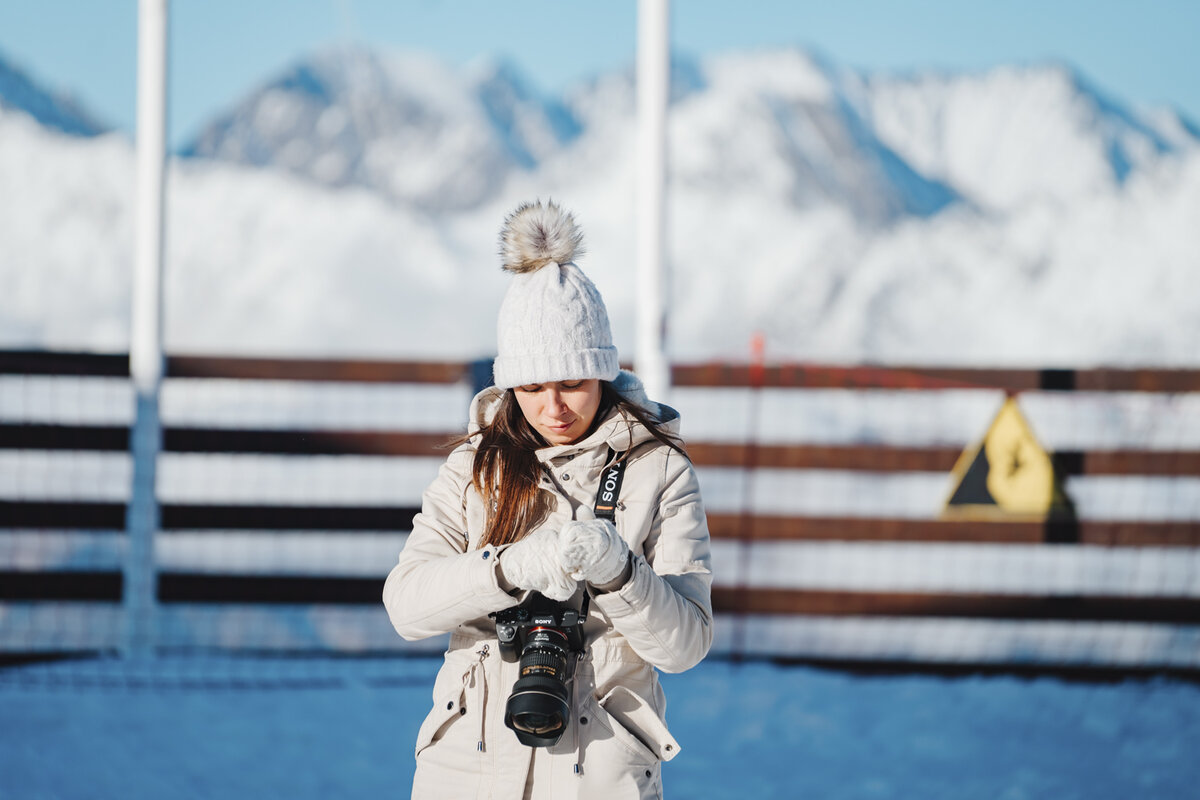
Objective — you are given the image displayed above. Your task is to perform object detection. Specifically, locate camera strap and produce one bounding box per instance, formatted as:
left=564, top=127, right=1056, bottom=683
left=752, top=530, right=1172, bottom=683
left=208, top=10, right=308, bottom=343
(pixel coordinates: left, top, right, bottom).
left=593, top=447, right=627, bottom=521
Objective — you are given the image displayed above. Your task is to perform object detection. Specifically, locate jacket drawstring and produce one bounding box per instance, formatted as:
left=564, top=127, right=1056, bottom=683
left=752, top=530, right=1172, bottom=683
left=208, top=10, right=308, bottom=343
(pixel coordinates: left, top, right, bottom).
left=572, top=677, right=580, bottom=775
left=572, top=652, right=585, bottom=776
left=470, top=643, right=490, bottom=752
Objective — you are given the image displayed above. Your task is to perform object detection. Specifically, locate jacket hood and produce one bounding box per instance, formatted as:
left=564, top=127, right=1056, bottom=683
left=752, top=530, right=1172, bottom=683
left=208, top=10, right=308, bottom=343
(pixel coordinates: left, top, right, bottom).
left=466, top=370, right=679, bottom=457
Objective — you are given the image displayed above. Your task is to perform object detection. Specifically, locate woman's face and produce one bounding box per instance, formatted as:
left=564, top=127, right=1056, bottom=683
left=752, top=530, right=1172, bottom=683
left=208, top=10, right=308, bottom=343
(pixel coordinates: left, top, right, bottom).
left=513, top=379, right=603, bottom=445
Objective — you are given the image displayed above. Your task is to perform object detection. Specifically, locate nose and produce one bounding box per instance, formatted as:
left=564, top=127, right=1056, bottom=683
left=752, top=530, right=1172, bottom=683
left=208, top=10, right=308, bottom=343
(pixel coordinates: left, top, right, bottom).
left=544, top=387, right=567, bottom=415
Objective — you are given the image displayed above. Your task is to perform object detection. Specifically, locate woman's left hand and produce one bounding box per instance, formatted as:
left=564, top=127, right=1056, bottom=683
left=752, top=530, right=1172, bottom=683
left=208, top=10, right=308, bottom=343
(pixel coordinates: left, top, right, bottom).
left=559, top=506, right=631, bottom=586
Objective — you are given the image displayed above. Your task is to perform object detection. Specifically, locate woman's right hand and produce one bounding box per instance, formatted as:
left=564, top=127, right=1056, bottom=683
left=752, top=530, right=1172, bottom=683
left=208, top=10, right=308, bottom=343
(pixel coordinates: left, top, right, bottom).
left=497, top=528, right=578, bottom=601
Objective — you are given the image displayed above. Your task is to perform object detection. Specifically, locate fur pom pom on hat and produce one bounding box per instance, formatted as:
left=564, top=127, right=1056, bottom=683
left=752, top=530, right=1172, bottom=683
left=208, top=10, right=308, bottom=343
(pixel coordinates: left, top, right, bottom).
left=492, top=200, right=619, bottom=390
left=500, top=200, right=586, bottom=274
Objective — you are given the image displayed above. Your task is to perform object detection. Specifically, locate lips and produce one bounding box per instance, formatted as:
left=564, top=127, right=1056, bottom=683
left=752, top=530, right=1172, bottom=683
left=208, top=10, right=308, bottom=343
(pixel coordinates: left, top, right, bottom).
left=543, top=419, right=577, bottom=439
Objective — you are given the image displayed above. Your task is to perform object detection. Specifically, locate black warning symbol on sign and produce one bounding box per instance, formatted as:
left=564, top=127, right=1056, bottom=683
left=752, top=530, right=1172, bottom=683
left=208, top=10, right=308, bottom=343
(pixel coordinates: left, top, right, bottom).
left=943, top=397, right=1074, bottom=520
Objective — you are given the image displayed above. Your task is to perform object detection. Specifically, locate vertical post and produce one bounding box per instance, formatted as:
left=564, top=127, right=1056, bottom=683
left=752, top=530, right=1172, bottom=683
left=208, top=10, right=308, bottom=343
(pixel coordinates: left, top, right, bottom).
left=636, top=0, right=670, bottom=404
left=124, top=0, right=169, bottom=658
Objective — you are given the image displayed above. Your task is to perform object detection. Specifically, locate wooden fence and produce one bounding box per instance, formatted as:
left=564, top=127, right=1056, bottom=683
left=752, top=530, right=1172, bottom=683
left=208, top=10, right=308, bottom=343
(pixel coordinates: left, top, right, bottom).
left=2, top=350, right=1199, bottom=671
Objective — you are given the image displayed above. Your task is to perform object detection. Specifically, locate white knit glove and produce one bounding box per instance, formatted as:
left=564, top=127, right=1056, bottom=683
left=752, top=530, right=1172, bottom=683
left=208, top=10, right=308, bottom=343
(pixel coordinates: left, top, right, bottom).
left=498, top=528, right=578, bottom=602
left=559, top=506, right=630, bottom=587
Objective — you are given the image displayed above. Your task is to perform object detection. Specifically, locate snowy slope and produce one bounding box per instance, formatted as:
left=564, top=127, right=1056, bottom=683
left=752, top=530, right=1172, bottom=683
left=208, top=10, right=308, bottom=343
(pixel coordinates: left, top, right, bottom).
left=677, top=148, right=1200, bottom=364
left=0, top=115, right=132, bottom=348
left=0, top=114, right=508, bottom=357
left=0, top=44, right=1197, bottom=365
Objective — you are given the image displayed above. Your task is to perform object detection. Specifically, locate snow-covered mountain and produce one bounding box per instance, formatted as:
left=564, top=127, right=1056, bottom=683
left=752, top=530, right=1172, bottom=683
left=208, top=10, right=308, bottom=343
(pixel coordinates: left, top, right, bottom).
left=0, top=52, right=107, bottom=136
left=180, top=48, right=581, bottom=210
left=666, top=49, right=958, bottom=223
left=861, top=63, right=1186, bottom=210
left=1, top=44, right=1197, bottom=365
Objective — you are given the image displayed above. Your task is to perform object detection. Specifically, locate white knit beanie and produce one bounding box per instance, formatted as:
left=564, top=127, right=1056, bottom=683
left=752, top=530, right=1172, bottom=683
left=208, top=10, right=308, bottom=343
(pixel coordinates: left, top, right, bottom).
left=492, top=200, right=620, bottom=390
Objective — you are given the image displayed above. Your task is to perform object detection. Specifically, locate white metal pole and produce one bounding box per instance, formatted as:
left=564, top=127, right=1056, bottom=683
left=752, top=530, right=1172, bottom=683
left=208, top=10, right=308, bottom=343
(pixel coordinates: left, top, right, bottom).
left=636, top=0, right=670, bottom=404
left=124, top=0, right=168, bottom=658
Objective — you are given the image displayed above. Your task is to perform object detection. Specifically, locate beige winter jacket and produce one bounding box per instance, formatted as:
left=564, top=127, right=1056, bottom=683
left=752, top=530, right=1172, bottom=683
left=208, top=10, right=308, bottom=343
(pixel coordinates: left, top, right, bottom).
left=383, top=372, right=713, bottom=800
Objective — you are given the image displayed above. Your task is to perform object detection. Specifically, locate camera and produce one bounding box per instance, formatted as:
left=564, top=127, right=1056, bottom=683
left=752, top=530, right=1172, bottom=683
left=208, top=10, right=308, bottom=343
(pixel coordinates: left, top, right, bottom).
left=489, top=592, right=589, bottom=747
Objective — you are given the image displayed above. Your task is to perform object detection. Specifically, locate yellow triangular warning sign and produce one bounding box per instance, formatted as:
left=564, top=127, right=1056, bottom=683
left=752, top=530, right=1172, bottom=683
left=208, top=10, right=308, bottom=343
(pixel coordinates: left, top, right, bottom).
left=943, top=397, right=1074, bottom=519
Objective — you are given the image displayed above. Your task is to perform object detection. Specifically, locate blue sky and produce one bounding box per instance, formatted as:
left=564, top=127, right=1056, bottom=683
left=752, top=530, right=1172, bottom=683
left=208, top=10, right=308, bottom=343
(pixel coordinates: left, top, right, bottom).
left=1, top=0, right=1197, bottom=149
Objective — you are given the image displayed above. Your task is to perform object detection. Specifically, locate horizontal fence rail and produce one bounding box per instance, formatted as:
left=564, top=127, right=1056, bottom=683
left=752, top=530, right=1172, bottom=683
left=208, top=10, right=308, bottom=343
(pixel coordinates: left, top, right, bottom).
left=711, top=588, right=1200, bottom=624
left=7, top=573, right=1198, bottom=626
left=5, top=424, right=1197, bottom=476
left=9, top=351, right=1200, bottom=391
left=673, top=363, right=1200, bottom=392
left=3, top=351, right=1200, bottom=671
left=705, top=515, right=1200, bottom=546
left=166, top=354, right=473, bottom=384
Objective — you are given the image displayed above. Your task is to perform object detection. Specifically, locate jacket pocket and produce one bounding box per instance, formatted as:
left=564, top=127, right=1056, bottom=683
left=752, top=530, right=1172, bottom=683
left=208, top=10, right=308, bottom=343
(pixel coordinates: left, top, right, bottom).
left=587, top=685, right=681, bottom=764
left=413, top=683, right=467, bottom=758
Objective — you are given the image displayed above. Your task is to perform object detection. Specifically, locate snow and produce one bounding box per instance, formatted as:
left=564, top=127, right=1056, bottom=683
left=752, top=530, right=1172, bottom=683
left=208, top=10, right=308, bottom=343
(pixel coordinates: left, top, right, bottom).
left=1, top=45, right=1199, bottom=791
left=0, top=655, right=1196, bottom=799
left=1, top=44, right=1198, bottom=365
left=862, top=64, right=1177, bottom=211
left=180, top=47, right=578, bottom=210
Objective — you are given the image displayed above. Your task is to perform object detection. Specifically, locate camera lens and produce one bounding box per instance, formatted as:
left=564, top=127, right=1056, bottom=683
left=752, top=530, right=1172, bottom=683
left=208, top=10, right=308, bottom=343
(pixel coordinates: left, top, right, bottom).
left=507, top=686, right=568, bottom=737
left=504, top=628, right=572, bottom=746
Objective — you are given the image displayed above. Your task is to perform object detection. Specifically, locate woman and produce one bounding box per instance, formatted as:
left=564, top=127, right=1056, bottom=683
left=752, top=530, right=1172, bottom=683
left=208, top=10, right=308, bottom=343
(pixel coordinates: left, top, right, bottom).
left=383, top=200, right=713, bottom=800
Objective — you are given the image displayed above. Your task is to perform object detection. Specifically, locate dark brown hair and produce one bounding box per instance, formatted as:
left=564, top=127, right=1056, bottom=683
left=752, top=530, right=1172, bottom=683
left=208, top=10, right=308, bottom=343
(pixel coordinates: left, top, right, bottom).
left=465, top=381, right=685, bottom=548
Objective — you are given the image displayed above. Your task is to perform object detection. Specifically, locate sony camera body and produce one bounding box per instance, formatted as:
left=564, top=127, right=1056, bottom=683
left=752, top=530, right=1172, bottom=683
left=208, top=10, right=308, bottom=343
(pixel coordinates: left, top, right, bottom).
left=489, top=592, right=589, bottom=747
left=493, top=593, right=587, bottom=662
